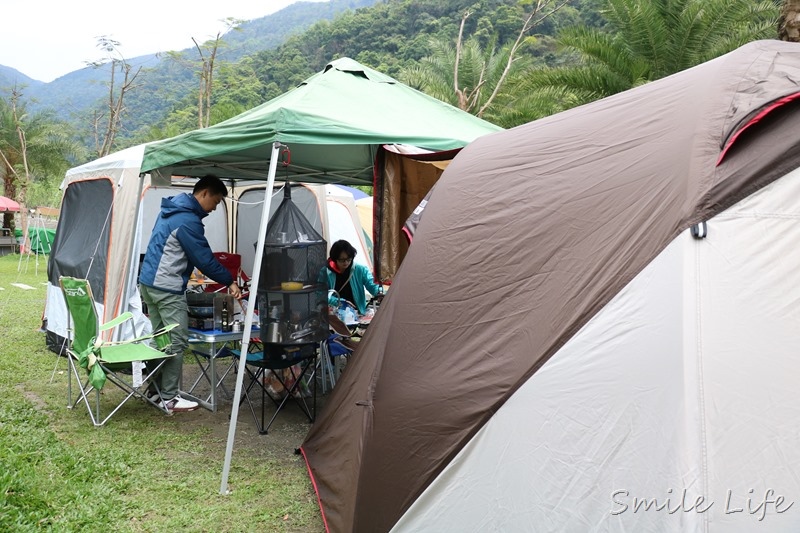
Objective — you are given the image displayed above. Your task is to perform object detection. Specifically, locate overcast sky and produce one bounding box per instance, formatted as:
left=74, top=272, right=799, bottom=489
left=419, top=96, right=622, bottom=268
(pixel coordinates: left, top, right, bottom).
left=2, top=0, right=320, bottom=83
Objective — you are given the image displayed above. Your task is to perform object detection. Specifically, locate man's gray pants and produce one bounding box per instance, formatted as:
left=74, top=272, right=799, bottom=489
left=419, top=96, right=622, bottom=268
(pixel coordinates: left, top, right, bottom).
left=139, top=284, right=188, bottom=400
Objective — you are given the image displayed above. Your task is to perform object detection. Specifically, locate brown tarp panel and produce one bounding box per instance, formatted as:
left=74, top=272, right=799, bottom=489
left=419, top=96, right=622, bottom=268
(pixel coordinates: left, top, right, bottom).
left=301, top=40, right=800, bottom=532
left=374, top=148, right=455, bottom=282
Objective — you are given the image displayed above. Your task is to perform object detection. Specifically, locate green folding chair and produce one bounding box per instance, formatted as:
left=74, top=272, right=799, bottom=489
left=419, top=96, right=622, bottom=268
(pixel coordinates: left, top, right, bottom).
left=59, top=276, right=178, bottom=426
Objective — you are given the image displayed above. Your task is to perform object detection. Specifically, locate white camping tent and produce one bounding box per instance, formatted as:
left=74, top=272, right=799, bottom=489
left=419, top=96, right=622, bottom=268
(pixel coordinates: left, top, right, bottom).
left=46, top=144, right=152, bottom=350
left=354, top=195, right=373, bottom=246
left=324, top=184, right=373, bottom=272
left=44, top=145, right=371, bottom=351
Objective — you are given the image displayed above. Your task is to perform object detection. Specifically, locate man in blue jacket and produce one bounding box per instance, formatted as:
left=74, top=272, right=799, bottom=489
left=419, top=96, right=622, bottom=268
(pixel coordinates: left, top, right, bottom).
left=139, top=175, right=241, bottom=413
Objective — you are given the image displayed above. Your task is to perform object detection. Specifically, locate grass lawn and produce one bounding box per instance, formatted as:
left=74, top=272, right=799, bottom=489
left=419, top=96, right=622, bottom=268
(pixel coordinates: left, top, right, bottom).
left=0, top=254, right=323, bottom=532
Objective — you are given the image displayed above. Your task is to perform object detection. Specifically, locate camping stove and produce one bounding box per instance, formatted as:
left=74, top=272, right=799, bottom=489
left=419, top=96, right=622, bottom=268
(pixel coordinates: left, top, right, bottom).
left=188, top=316, right=214, bottom=330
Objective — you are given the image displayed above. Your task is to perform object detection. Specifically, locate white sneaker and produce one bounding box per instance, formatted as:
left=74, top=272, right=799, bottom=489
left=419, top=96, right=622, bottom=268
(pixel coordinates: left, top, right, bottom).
left=145, top=390, right=161, bottom=403
left=158, top=395, right=199, bottom=413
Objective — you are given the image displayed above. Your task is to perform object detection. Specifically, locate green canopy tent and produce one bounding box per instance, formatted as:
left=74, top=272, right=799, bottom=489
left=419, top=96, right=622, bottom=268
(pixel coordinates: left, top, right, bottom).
left=141, top=57, right=500, bottom=185
left=138, top=57, right=501, bottom=496
left=141, top=57, right=502, bottom=280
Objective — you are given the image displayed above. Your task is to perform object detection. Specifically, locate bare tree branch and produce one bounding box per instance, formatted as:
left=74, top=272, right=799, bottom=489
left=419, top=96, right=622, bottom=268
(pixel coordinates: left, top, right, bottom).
left=0, top=149, right=19, bottom=182
left=478, top=0, right=573, bottom=117
left=454, top=10, right=472, bottom=110
left=88, top=36, right=142, bottom=156
left=466, top=65, right=488, bottom=113
left=9, top=89, right=31, bottom=248
left=192, top=19, right=241, bottom=128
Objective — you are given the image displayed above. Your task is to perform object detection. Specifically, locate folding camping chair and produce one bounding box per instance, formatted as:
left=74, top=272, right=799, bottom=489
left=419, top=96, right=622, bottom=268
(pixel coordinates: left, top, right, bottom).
left=231, top=342, right=317, bottom=435
left=318, top=313, right=358, bottom=393
left=198, top=252, right=250, bottom=296
left=59, top=276, right=178, bottom=426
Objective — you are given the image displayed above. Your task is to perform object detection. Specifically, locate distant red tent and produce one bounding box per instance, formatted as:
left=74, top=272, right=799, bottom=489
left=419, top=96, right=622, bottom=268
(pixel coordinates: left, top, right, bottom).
left=0, top=196, right=20, bottom=212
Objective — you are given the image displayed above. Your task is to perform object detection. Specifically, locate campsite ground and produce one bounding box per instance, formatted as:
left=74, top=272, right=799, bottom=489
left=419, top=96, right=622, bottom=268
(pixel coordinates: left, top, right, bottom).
left=0, top=254, right=325, bottom=532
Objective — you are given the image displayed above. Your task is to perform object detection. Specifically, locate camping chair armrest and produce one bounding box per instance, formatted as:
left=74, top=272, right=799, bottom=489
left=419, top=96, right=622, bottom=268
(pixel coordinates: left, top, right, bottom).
left=149, top=323, right=179, bottom=351
left=152, top=323, right=179, bottom=338
left=99, top=311, right=134, bottom=332
left=133, top=323, right=180, bottom=346
left=98, top=322, right=179, bottom=351
left=125, top=323, right=179, bottom=344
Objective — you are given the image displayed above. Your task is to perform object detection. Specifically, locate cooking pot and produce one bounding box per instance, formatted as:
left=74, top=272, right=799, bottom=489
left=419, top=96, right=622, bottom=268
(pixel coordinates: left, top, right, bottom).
left=266, top=322, right=284, bottom=343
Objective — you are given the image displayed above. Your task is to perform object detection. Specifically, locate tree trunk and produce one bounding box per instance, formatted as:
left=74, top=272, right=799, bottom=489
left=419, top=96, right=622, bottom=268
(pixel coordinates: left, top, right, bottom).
left=2, top=169, right=14, bottom=231
left=779, top=0, right=800, bottom=41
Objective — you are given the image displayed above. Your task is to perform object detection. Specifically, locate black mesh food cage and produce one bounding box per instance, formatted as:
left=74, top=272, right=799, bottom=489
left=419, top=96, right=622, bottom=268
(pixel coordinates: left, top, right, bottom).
left=258, top=187, right=329, bottom=351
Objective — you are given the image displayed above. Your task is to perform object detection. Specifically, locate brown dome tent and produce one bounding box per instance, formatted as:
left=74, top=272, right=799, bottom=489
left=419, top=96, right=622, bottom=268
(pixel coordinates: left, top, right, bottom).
left=301, top=40, right=800, bottom=532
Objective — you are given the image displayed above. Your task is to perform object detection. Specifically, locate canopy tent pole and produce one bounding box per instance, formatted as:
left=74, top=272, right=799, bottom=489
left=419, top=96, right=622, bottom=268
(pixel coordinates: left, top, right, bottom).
left=220, top=141, right=283, bottom=494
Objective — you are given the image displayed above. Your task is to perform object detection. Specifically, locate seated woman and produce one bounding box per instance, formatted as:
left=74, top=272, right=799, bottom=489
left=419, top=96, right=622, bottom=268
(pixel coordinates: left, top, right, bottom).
left=323, top=239, right=382, bottom=316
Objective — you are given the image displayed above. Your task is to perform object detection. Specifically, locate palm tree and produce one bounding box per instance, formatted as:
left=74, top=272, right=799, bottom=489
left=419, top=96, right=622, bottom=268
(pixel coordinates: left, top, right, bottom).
left=0, top=90, right=85, bottom=231
left=399, top=1, right=572, bottom=126
left=400, top=35, right=525, bottom=122
left=510, top=0, right=780, bottom=122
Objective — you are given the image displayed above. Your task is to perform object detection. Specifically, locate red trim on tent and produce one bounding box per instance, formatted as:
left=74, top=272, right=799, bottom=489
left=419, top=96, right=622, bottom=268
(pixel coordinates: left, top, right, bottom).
left=717, top=92, right=800, bottom=166
left=401, top=225, right=412, bottom=244
left=298, top=446, right=331, bottom=533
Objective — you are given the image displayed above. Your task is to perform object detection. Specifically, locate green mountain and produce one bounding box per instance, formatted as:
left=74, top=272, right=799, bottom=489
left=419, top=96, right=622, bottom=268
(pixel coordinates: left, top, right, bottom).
left=1, top=0, right=380, bottom=143
left=3, top=0, right=601, bottom=156
left=0, top=65, right=43, bottom=90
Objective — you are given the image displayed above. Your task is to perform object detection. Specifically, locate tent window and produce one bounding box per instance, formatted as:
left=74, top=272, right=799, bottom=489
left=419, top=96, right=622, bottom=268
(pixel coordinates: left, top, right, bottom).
left=48, top=179, right=113, bottom=299
left=718, top=92, right=800, bottom=166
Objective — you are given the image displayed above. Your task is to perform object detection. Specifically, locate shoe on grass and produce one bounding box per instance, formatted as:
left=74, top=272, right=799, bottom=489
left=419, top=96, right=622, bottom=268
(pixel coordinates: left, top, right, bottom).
left=158, top=395, right=199, bottom=413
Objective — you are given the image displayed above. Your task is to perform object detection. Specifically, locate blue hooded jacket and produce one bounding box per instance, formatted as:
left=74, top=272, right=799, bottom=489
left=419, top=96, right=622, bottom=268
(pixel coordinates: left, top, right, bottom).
left=139, top=193, right=233, bottom=294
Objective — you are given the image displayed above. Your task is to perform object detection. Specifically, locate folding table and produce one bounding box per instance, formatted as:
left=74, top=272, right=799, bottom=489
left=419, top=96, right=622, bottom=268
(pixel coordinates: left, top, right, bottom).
left=183, top=326, right=260, bottom=412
